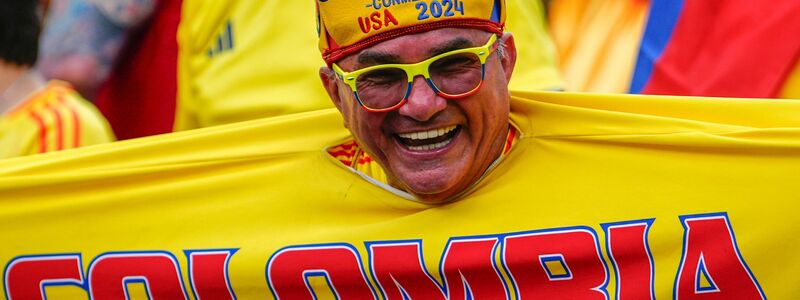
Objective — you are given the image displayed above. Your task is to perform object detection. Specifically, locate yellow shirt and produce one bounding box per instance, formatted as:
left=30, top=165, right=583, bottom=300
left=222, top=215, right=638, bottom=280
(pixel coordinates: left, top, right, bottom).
left=175, top=0, right=562, bottom=130
left=0, top=81, right=114, bottom=159
left=175, top=0, right=332, bottom=130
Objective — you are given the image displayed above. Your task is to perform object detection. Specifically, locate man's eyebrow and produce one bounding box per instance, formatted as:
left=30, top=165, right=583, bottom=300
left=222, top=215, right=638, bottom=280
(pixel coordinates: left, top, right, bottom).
left=355, top=37, right=475, bottom=67
left=357, top=51, right=401, bottom=66
left=427, top=38, right=474, bottom=57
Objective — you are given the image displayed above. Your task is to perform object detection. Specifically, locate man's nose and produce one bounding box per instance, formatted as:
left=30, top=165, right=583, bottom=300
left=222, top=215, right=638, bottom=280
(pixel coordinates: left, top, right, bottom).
left=397, top=76, right=447, bottom=121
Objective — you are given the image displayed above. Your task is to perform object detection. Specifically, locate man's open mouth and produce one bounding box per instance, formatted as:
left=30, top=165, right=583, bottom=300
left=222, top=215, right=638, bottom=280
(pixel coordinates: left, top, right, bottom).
left=396, top=125, right=460, bottom=151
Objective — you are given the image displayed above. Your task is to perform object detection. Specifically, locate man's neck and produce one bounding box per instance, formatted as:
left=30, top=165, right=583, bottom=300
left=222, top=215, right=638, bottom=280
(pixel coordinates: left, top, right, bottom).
left=0, top=62, right=44, bottom=114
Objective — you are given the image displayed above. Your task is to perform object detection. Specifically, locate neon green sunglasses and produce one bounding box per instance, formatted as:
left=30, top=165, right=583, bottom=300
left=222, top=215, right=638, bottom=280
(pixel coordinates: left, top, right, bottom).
left=332, top=34, right=499, bottom=113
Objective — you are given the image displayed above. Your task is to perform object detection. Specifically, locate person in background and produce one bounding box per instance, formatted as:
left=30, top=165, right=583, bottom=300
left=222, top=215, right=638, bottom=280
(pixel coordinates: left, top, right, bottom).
left=37, top=0, right=561, bottom=140
left=37, top=0, right=155, bottom=100
left=0, top=0, right=114, bottom=159
left=38, top=0, right=180, bottom=140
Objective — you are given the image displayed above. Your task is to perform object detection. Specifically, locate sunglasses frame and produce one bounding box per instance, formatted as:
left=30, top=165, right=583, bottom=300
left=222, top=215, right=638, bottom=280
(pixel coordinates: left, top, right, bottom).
left=332, top=34, right=499, bottom=113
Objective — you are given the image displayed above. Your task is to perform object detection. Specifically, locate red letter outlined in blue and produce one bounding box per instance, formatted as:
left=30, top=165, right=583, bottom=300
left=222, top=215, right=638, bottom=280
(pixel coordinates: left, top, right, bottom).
left=674, top=213, right=765, bottom=299
left=4, top=253, right=85, bottom=299
left=601, top=219, right=656, bottom=300
left=266, top=243, right=377, bottom=299
left=502, top=226, right=610, bottom=300
left=440, top=236, right=509, bottom=300
left=88, top=251, right=189, bottom=300
left=366, top=240, right=447, bottom=300
left=186, top=249, right=238, bottom=300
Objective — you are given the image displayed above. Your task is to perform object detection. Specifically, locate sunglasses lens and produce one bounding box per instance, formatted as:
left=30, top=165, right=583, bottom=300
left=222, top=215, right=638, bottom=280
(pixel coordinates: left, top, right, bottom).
left=429, top=52, right=483, bottom=96
left=356, top=67, right=408, bottom=110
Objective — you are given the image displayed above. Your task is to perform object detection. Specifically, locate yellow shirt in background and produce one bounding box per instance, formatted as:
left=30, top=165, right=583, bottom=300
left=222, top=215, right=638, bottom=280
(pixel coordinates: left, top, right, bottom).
left=176, top=0, right=331, bottom=131
left=176, top=0, right=563, bottom=131
left=549, top=0, right=649, bottom=93
left=506, top=0, right=564, bottom=91
left=0, top=81, right=114, bottom=159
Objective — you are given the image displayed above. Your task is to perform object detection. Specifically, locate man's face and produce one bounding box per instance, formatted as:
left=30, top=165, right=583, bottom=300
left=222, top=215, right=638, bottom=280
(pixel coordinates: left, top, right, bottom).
left=322, top=28, right=517, bottom=203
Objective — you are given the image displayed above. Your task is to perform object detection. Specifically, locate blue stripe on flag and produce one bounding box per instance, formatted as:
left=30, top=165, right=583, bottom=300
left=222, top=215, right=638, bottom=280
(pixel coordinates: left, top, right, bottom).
left=629, top=0, right=685, bottom=93
left=490, top=0, right=502, bottom=23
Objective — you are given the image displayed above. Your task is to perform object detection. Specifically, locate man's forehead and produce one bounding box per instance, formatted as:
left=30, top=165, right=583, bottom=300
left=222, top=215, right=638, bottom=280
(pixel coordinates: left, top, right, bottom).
left=338, top=28, right=489, bottom=68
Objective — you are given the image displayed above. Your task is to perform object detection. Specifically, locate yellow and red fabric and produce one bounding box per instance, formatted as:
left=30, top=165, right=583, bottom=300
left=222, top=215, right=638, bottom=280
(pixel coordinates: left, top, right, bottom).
left=0, top=81, right=114, bottom=159
left=780, top=62, right=800, bottom=98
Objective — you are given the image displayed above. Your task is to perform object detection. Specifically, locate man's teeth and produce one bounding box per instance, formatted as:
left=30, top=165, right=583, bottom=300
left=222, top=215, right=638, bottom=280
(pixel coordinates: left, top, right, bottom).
left=397, top=125, right=458, bottom=151
left=408, top=139, right=453, bottom=151
left=398, top=125, right=457, bottom=140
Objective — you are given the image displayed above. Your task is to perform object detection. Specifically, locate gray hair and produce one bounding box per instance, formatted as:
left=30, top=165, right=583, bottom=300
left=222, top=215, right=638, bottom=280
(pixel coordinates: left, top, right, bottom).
left=495, top=39, right=507, bottom=60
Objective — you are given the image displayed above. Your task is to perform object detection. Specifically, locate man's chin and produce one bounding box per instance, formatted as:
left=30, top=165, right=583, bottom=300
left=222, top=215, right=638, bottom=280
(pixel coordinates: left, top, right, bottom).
left=395, top=174, right=463, bottom=204
left=412, top=191, right=461, bottom=204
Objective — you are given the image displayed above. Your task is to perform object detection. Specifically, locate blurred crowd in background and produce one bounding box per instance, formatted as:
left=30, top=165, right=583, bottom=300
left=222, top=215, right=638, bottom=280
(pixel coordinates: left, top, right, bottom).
left=1, top=0, right=799, bottom=159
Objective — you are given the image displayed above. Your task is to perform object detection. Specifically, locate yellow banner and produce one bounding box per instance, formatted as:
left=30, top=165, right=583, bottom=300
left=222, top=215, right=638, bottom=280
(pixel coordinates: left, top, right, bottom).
left=1, top=91, right=798, bottom=299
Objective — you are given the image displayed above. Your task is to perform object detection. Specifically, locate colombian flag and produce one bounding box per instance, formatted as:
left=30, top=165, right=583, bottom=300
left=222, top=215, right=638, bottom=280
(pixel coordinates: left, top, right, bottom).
left=631, top=0, right=800, bottom=98
left=550, top=0, right=800, bottom=98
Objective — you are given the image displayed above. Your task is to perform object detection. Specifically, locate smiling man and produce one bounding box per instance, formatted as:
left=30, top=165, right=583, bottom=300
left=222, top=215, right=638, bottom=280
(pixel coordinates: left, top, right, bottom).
left=319, top=0, right=519, bottom=203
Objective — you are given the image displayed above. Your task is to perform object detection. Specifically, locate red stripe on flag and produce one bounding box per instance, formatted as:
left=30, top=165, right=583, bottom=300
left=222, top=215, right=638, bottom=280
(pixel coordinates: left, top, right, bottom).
left=642, top=0, right=800, bottom=98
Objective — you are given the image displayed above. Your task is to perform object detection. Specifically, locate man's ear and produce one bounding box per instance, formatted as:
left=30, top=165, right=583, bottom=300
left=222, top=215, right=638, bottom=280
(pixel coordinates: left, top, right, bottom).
left=499, top=32, right=517, bottom=83
left=320, top=67, right=344, bottom=113
left=320, top=67, right=351, bottom=128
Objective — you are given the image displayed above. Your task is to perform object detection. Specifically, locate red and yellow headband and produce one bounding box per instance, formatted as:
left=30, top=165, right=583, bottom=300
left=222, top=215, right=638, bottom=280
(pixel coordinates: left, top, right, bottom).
left=317, top=0, right=506, bottom=65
